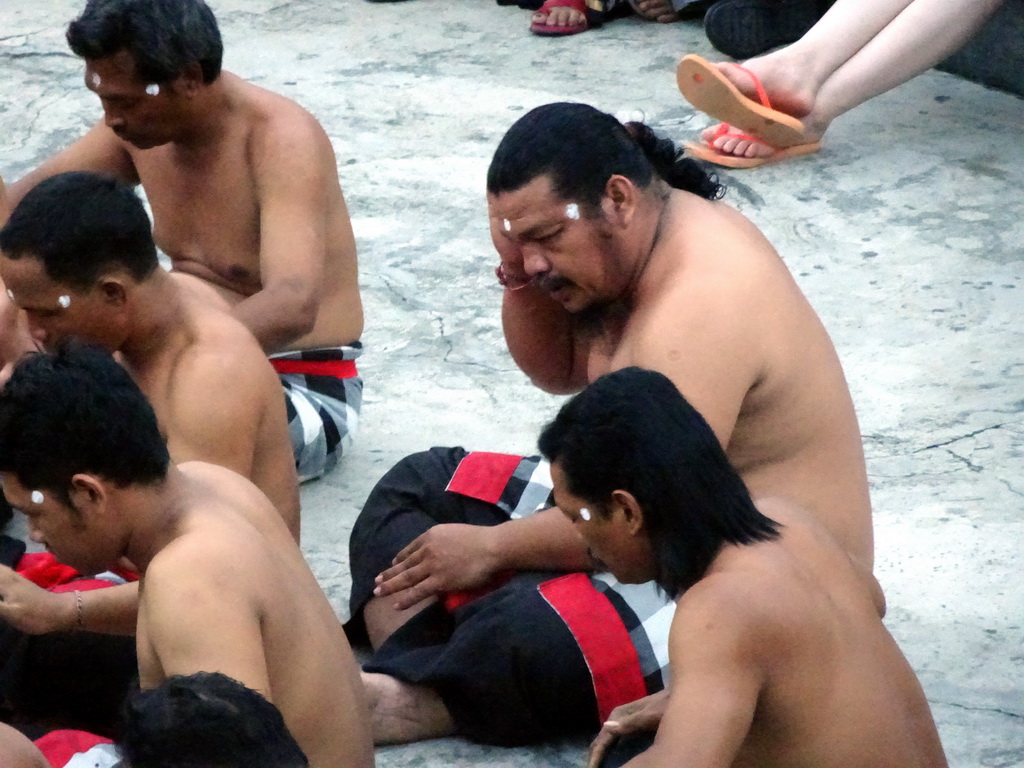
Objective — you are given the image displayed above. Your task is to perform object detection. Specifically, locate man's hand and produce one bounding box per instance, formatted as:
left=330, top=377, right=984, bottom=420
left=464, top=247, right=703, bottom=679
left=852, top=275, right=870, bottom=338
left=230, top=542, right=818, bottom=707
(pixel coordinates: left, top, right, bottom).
left=373, top=524, right=501, bottom=609
left=587, top=690, right=669, bottom=768
left=0, top=565, right=76, bottom=635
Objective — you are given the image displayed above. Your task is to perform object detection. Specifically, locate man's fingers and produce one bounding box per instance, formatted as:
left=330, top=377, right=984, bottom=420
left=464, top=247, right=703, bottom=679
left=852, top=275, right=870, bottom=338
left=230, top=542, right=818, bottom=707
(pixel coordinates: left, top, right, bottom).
left=587, top=724, right=620, bottom=768
left=374, top=562, right=429, bottom=597
left=392, top=537, right=424, bottom=565
left=389, top=578, right=437, bottom=610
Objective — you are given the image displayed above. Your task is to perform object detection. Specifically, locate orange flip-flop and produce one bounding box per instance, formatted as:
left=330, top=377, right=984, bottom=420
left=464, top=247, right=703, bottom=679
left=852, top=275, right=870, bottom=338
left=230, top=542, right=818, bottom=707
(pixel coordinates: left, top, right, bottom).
left=685, top=123, right=820, bottom=169
left=676, top=53, right=813, bottom=150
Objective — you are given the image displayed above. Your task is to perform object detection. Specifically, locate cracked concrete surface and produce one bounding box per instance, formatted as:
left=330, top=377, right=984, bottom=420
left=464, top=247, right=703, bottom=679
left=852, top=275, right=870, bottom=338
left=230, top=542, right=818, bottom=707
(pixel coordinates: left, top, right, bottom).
left=1, top=1, right=1022, bottom=766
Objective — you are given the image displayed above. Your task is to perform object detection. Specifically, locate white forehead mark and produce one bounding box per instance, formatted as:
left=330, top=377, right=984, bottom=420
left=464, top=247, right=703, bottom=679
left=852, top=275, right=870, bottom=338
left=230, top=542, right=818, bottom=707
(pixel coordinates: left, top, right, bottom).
left=5, top=289, right=13, bottom=301
left=31, top=490, right=45, bottom=504
left=90, top=73, right=101, bottom=87
left=579, top=507, right=591, bottom=522
left=57, top=295, right=71, bottom=308
left=502, top=218, right=512, bottom=232
left=145, top=83, right=160, bottom=96
left=565, top=203, right=580, bottom=220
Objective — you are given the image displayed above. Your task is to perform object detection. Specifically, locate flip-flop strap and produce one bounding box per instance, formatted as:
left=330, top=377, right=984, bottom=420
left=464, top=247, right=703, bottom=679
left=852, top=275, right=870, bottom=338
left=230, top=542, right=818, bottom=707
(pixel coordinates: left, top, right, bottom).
left=728, top=64, right=773, bottom=111
left=537, top=0, right=587, bottom=13
left=709, top=122, right=776, bottom=150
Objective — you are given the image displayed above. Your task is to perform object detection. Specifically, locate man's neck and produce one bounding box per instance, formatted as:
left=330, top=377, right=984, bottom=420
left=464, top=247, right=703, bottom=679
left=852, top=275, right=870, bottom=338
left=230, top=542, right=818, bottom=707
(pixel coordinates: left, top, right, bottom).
left=121, top=465, right=190, bottom=573
left=119, top=271, right=192, bottom=367
left=620, top=184, right=674, bottom=310
left=169, top=74, right=235, bottom=152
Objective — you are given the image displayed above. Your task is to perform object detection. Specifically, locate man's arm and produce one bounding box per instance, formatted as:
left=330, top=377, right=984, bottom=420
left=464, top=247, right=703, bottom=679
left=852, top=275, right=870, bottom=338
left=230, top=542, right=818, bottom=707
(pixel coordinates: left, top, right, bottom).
left=501, top=283, right=590, bottom=394
left=0, top=566, right=138, bottom=636
left=140, top=551, right=271, bottom=697
left=233, top=117, right=333, bottom=352
left=622, top=581, right=765, bottom=768
left=5, top=122, right=137, bottom=212
left=373, top=507, right=592, bottom=609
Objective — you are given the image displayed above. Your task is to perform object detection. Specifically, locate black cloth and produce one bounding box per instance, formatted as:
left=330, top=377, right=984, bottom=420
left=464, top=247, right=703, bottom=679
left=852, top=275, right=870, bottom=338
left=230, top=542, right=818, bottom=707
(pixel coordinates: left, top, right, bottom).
left=346, top=447, right=598, bottom=745
left=0, top=537, right=137, bottom=736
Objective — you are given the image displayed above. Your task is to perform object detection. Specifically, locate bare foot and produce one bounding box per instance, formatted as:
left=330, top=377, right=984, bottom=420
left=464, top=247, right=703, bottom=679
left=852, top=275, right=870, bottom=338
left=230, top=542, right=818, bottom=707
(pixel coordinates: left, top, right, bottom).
left=361, top=672, right=456, bottom=744
left=632, top=0, right=682, bottom=23
left=532, top=6, right=585, bottom=29
left=700, top=58, right=829, bottom=159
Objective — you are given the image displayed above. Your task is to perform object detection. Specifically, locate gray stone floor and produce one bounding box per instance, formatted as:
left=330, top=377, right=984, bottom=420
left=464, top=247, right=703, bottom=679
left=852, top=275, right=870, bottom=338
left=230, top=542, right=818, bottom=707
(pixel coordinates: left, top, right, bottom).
left=2, top=1, right=1022, bottom=765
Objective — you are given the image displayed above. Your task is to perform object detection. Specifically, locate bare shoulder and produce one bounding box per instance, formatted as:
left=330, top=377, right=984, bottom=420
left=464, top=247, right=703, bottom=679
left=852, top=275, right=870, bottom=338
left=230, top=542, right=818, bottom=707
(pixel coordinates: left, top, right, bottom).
left=179, top=302, right=278, bottom=390
left=231, top=74, right=335, bottom=168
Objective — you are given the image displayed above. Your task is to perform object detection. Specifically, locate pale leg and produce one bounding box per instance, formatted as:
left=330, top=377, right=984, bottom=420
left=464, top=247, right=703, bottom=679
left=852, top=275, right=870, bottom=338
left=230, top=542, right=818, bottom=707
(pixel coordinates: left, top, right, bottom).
left=702, top=0, right=1006, bottom=158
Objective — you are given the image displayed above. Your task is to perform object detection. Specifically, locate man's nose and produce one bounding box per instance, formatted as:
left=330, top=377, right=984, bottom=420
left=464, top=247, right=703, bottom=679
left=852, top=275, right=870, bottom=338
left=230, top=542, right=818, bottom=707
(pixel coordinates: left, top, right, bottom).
left=521, top=247, right=550, bottom=277
left=28, top=528, right=45, bottom=545
left=27, top=320, right=47, bottom=346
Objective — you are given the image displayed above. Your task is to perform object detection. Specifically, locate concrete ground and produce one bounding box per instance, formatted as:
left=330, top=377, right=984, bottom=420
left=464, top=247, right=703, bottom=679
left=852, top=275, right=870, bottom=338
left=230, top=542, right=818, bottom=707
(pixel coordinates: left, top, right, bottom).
left=1, top=1, right=1022, bottom=765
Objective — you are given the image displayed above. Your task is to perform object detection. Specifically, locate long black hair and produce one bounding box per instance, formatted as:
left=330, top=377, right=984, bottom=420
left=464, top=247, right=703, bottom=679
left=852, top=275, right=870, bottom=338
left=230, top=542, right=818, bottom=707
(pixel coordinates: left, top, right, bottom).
left=539, top=367, right=779, bottom=596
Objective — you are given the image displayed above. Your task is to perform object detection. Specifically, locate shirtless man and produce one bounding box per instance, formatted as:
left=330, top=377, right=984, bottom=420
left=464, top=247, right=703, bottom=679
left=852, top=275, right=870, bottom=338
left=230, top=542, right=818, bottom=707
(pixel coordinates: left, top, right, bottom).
left=0, top=345, right=373, bottom=768
left=0, top=172, right=298, bottom=660
left=540, top=367, right=946, bottom=768
left=3, top=0, right=364, bottom=479
left=351, top=103, right=873, bottom=744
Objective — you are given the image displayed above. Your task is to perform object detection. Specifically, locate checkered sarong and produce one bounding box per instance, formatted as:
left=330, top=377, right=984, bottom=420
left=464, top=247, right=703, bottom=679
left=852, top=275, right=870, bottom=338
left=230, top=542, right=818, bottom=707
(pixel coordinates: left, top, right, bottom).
left=270, top=343, right=363, bottom=482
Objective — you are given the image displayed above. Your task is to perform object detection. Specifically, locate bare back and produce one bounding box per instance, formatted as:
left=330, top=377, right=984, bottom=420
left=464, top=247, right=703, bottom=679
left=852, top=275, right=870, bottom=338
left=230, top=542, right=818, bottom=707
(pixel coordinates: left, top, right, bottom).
left=136, top=462, right=372, bottom=768
left=126, top=276, right=300, bottom=535
left=598, top=193, right=872, bottom=569
left=655, top=500, right=945, bottom=768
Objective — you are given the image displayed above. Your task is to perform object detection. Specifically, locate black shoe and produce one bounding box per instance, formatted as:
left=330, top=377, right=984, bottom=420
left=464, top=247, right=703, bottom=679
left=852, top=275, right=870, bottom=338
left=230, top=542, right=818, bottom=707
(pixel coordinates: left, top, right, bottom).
left=704, top=0, right=825, bottom=60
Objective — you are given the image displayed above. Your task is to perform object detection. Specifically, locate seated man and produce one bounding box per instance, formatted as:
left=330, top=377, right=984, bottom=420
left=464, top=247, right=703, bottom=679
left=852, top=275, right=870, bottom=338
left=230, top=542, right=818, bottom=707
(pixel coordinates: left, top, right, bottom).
left=3, top=0, right=364, bottom=480
left=0, top=344, right=374, bottom=768
left=539, top=367, right=947, bottom=768
left=0, top=172, right=299, bottom=535
left=352, top=103, right=875, bottom=744
left=0, top=172, right=298, bottom=733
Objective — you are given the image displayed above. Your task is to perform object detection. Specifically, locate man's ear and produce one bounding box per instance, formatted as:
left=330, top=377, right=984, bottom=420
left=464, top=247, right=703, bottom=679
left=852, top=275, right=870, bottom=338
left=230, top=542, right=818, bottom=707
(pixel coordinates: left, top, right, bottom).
left=610, top=489, right=645, bottom=535
left=68, top=473, right=107, bottom=517
left=600, top=175, right=638, bottom=228
left=98, top=277, right=129, bottom=307
left=171, top=62, right=205, bottom=98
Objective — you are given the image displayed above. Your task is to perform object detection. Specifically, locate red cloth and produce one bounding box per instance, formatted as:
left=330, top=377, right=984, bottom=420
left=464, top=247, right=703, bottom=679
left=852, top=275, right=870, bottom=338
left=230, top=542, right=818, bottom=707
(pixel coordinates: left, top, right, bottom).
left=539, top=573, right=647, bottom=723
left=15, top=552, right=137, bottom=592
left=34, top=729, right=113, bottom=768
left=445, top=451, right=522, bottom=504
left=270, top=357, right=358, bottom=378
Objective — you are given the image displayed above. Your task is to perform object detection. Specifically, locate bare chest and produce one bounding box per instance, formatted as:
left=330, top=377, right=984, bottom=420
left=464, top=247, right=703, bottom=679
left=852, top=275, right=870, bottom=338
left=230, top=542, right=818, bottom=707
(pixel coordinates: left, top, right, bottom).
left=136, top=149, right=262, bottom=293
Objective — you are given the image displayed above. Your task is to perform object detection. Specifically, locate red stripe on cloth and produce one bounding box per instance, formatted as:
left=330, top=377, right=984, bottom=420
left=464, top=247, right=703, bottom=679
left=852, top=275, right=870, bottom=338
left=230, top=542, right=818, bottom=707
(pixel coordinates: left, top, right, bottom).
left=445, top=452, right=523, bottom=504
left=539, top=573, right=647, bottom=723
left=34, top=729, right=112, bottom=768
left=442, top=570, right=515, bottom=613
left=270, top=357, right=358, bottom=379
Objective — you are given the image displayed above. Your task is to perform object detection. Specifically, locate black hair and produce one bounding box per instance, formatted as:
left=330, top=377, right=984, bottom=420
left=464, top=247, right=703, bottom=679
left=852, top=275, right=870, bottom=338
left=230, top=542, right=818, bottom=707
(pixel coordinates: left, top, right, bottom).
left=0, top=172, right=159, bottom=290
left=487, top=103, right=724, bottom=209
left=119, top=672, right=309, bottom=768
left=67, top=0, right=223, bottom=84
left=0, top=342, right=169, bottom=505
left=538, top=367, right=779, bottom=597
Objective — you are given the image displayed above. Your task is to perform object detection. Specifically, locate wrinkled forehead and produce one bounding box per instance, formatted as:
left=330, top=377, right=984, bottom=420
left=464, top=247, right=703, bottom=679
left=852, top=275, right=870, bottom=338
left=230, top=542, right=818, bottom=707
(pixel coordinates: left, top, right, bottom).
left=488, top=176, right=582, bottom=235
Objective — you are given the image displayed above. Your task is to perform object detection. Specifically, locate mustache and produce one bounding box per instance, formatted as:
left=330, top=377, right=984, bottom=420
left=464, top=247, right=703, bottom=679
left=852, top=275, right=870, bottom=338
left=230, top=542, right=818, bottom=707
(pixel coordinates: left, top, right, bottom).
left=535, top=273, right=573, bottom=293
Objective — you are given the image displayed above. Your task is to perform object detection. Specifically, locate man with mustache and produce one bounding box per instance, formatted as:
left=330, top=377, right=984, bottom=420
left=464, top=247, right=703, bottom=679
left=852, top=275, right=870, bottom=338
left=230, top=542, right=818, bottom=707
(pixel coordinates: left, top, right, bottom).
left=351, top=102, right=875, bottom=747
